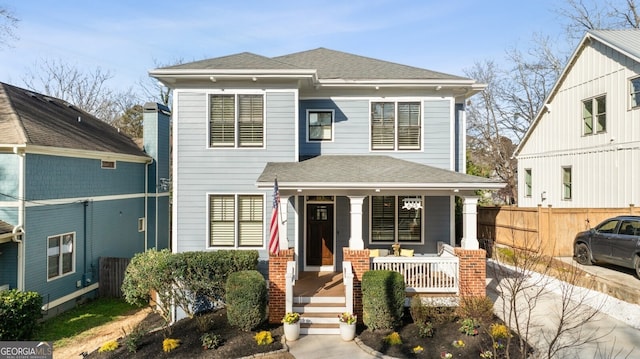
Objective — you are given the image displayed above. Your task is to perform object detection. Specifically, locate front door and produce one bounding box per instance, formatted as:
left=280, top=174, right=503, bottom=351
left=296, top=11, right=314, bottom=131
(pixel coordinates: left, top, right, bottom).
left=306, top=203, right=334, bottom=267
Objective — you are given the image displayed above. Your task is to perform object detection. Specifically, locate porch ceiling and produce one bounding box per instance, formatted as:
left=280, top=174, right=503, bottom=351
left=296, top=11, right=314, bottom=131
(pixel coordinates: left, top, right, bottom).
left=256, top=155, right=504, bottom=193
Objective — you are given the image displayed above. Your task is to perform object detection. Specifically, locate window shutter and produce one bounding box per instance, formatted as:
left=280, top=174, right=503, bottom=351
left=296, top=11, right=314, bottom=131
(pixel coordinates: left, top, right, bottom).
left=397, top=102, right=420, bottom=149
left=210, top=95, right=235, bottom=147
left=238, top=95, right=264, bottom=147
left=210, top=195, right=235, bottom=246
left=238, top=195, right=263, bottom=246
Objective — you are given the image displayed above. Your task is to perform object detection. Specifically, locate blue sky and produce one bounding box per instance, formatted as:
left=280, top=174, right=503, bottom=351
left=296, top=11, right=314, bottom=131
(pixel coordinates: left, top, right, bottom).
left=0, top=0, right=568, bottom=96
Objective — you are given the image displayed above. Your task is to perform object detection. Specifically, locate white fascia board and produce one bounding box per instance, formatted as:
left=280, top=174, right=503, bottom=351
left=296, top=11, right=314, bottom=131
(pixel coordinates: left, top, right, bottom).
left=22, top=145, right=151, bottom=163
left=149, top=69, right=318, bottom=83
left=256, top=181, right=505, bottom=190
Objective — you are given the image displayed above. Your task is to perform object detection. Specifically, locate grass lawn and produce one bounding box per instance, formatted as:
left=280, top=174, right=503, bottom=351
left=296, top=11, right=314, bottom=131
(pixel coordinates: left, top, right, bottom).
left=35, top=298, right=139, bottom=348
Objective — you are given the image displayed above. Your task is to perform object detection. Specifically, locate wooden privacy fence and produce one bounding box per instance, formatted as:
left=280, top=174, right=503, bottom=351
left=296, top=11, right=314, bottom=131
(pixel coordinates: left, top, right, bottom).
left=99, top=257, right=131, bottom=298
left=477, top=205, right=640, bottom=257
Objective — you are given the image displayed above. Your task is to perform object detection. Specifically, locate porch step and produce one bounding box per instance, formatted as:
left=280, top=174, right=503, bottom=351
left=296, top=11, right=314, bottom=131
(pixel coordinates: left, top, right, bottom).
left=300, top=322, right=340, bottom=335
left=294, top=296, right=344, bottom=335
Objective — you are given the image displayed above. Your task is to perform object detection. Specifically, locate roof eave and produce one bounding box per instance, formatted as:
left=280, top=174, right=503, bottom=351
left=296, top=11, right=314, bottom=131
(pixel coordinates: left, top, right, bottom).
left=149, top=69, right=318, bottom=85
left=256, top=181, right=505, bottom=190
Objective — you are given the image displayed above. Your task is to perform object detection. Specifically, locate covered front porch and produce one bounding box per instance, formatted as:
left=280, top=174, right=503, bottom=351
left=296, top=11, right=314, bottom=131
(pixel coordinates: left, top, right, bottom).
left=258, top=155, right=504, bottom=330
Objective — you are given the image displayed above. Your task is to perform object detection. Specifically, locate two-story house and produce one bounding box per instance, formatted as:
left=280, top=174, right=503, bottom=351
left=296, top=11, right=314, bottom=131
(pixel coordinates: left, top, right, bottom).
left=150, top=48, right=503, bottom=331
left=0, top=82, right=170, bottom=316
left=515, top=29, right=640, bottom=209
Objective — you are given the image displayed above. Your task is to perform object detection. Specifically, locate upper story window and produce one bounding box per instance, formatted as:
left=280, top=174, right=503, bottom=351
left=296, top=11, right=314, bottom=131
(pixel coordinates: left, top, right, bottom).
left=524, top=168, right=532, bottom=197
left=582, top=95, right=606, bottom=135
left=630, top=77, right=640, bottom=109
left=47, top=232, right=75, bottom=280
left=371, top=101, right=421, bottom=150
left=562, top=166, right=572, bottom=200
left=370, top=195, right=422, bottom=243
left=209, top=94, right=264, bottom=148
left=307, top=110, right=333, bottom=141
left=209, top=194, right=264, bottom=248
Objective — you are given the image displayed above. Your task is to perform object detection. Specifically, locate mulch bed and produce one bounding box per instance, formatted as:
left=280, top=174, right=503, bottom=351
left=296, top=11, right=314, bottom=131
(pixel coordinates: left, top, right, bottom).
left=84, top=308, right=284, bottom=359
left=357, top=311, right=530, bottom=359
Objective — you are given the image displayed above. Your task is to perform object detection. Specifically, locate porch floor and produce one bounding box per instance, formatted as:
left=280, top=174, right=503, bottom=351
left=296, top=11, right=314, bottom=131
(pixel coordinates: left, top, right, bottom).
left=294, top=271, right=344, bottom=297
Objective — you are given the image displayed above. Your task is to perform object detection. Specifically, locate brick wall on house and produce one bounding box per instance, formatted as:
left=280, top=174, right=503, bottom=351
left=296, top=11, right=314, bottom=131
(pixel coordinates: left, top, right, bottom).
left=268, top=248, right=294, bottom=324
left=343, top=248, right=370, bottom=324
left=454, top=248, right=487, bottom=297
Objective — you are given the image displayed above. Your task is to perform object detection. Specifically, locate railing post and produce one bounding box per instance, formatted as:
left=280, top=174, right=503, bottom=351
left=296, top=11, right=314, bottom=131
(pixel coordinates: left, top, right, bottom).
left=285, top=261, right=296, bottom=315
left=343, top=261, right=354, bottom=314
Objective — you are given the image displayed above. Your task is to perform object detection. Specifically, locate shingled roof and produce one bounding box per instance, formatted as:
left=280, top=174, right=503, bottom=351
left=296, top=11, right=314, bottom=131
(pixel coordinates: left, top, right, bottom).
left=0, top=82, right=147, bottom=157
left=256, top=155, right=503, bottom=190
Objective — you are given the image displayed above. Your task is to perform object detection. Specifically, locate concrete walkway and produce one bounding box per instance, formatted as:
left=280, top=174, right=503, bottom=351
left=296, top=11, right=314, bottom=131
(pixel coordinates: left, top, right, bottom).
left=286, top=334, right=377, bottom=359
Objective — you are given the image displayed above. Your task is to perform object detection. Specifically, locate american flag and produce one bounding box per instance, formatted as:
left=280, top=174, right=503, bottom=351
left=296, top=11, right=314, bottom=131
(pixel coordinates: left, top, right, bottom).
left=268, top=178, right=280, bottom=254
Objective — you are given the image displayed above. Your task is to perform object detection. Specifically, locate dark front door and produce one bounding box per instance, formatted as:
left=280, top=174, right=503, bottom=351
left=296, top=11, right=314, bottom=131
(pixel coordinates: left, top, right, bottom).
left=306, top=203, right=334, bottom=266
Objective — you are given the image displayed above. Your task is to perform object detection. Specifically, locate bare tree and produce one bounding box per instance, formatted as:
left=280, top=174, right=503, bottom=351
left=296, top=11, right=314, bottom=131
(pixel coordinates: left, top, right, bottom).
left=0, top=6, right=18, bottom=47
left=556, top=0, right=640, bottom=41
left=22, top=58, right=139, bottom=124
left=138, top=58, right=184, bottom=107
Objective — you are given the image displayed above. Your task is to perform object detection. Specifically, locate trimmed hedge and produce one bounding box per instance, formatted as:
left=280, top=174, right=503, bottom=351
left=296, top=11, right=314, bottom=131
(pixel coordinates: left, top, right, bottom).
left=0, top=289, right=42, bottom=340
left=225, top=270, right=267, bottom=331
left=362, top=270, right=405, bottom=330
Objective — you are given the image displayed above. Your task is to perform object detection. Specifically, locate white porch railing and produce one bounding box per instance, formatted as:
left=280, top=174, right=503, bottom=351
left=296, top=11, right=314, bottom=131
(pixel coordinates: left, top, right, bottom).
left=285, top=261, right=297, bottom=315
left=342, top=261, right=354, bottom=314
left=371, top=252, right=459, bottom=293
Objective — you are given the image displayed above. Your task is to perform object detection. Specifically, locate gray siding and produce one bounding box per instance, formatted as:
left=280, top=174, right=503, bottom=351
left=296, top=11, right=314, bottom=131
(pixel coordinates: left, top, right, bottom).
left=298, top=98, right=453, bottom=168
left=24, top=198, right=146, bottom=302
left=174, top=90, right=297, bottom=254
left=0, top=153, right=19, bottom=201
left=0, top=242, right=18, bottom=288
left=25, top=154, right=145, bottom=200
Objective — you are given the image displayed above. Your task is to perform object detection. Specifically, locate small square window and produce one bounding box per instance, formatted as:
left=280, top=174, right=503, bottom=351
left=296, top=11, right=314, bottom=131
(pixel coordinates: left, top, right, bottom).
left=630, top=77, right=640, bottom=108
left=138, top=218, right=145, bottom=232
left=101, top=160, right=116, bottom=169
left=307, top=110, right=333, bottom=141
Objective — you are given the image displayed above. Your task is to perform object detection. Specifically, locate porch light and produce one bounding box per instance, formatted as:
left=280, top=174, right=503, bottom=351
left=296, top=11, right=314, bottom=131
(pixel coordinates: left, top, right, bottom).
left=402, top=197, right=422, bottom=210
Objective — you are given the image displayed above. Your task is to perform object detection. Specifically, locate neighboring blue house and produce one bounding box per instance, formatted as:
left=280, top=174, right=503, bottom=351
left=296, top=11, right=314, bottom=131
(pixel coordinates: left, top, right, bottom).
left=0, top=82, right=170, bottom=315
left=150, top=48, right=504, bottom=330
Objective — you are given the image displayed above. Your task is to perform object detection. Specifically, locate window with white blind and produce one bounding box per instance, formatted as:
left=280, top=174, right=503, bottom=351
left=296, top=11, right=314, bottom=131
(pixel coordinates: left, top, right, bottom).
left=370, top=196, right=422, bottom=243
left=209, top=194, right=264, bottom=248
left=371, top=101, right=421, bottom=150
left=209, top=94, right=264, bottom=147
left=47, top=232, right=75, bottom=280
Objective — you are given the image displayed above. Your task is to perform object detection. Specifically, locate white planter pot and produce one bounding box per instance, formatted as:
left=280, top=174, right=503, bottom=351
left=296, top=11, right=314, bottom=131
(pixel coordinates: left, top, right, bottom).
left=339, top=322, right=356, bottom=341
left=283, top=322, right=300, bottom=341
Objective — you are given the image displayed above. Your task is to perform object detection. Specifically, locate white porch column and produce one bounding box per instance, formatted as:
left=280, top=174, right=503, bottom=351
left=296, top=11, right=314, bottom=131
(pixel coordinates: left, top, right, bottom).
left=348, top=196, right=365, bottom=249
left=461, top=196, right=480, bottom=249
left=279, top=196, right=289, bottom=250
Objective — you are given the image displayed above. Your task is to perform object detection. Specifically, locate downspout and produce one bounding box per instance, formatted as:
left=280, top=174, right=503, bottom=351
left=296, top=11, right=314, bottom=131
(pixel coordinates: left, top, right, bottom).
left=13, top=146, right=25, bottom=291
left=144, top=159, right=152, bottom=250
left=83, top=200, right=88, bottom=287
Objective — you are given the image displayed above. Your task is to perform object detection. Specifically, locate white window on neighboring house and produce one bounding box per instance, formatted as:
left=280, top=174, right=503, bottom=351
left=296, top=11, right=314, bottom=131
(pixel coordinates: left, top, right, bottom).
left=371, top=101, right=421, bottom=150
left=524, top=168, right=532, bottom=197
left=307, top=110, right=334, bottom=141
left=370, top=196, right=422, bottom=243
left=582, top=95, right=606, bottom=135
left=209, top=194, right=264, bottom=248
left=47, top=233, right=75, bottom=280
left=209, top=94, right=264, bottom=148
left=138, top=218, right=145, bottom=232
left=562, top=166, right=572, bottom=200
left=630, top=77, right=640, bottom=109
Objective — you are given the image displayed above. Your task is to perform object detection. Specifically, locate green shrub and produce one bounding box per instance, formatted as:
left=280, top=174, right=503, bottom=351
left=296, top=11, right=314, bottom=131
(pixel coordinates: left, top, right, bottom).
left=225, top=270, right=267, bottom=331
left=409, top=296, right=429, bottom=325
left=361, top=270, right=405, bottom=330
left=0, top=289, right=42, bottom=340
left=122, top=323, right=148, bottom=353
left=200, top=332, right=223, bottom=349
left=457, top=296, right=494, bottom=325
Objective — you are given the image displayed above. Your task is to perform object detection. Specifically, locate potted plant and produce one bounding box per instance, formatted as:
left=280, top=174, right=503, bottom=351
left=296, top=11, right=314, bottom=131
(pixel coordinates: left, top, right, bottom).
left=338, top=312, right=357, bottom=341
left=282, top=312, right=301, bottom=341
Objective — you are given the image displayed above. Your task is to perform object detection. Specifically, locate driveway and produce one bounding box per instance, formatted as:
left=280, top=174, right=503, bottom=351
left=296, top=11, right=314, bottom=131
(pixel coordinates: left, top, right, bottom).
left=487, top=260, right=640, bottom=358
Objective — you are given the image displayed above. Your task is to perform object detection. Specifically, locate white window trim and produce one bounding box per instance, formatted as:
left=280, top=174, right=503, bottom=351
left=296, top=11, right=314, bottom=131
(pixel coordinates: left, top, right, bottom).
left=368, top=195, right=425, bottom=245
left=581, top=94, right=606, bottom=136
left=206, top=192, right=266, bottom=250
left=46, top=231, right=76, bottom=282
left=368, top=98, right=423, bottom=152
left=101, top=160, right=116, bottom=169
left=561, top=166, right=572, bottom=201
left=630, top=76, right=640, bottom=109
left=206, top=90, right=267, bottom=150
left=306, top=109, right=335, bottom=142
left=524, top=168, right=532, bottom=198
